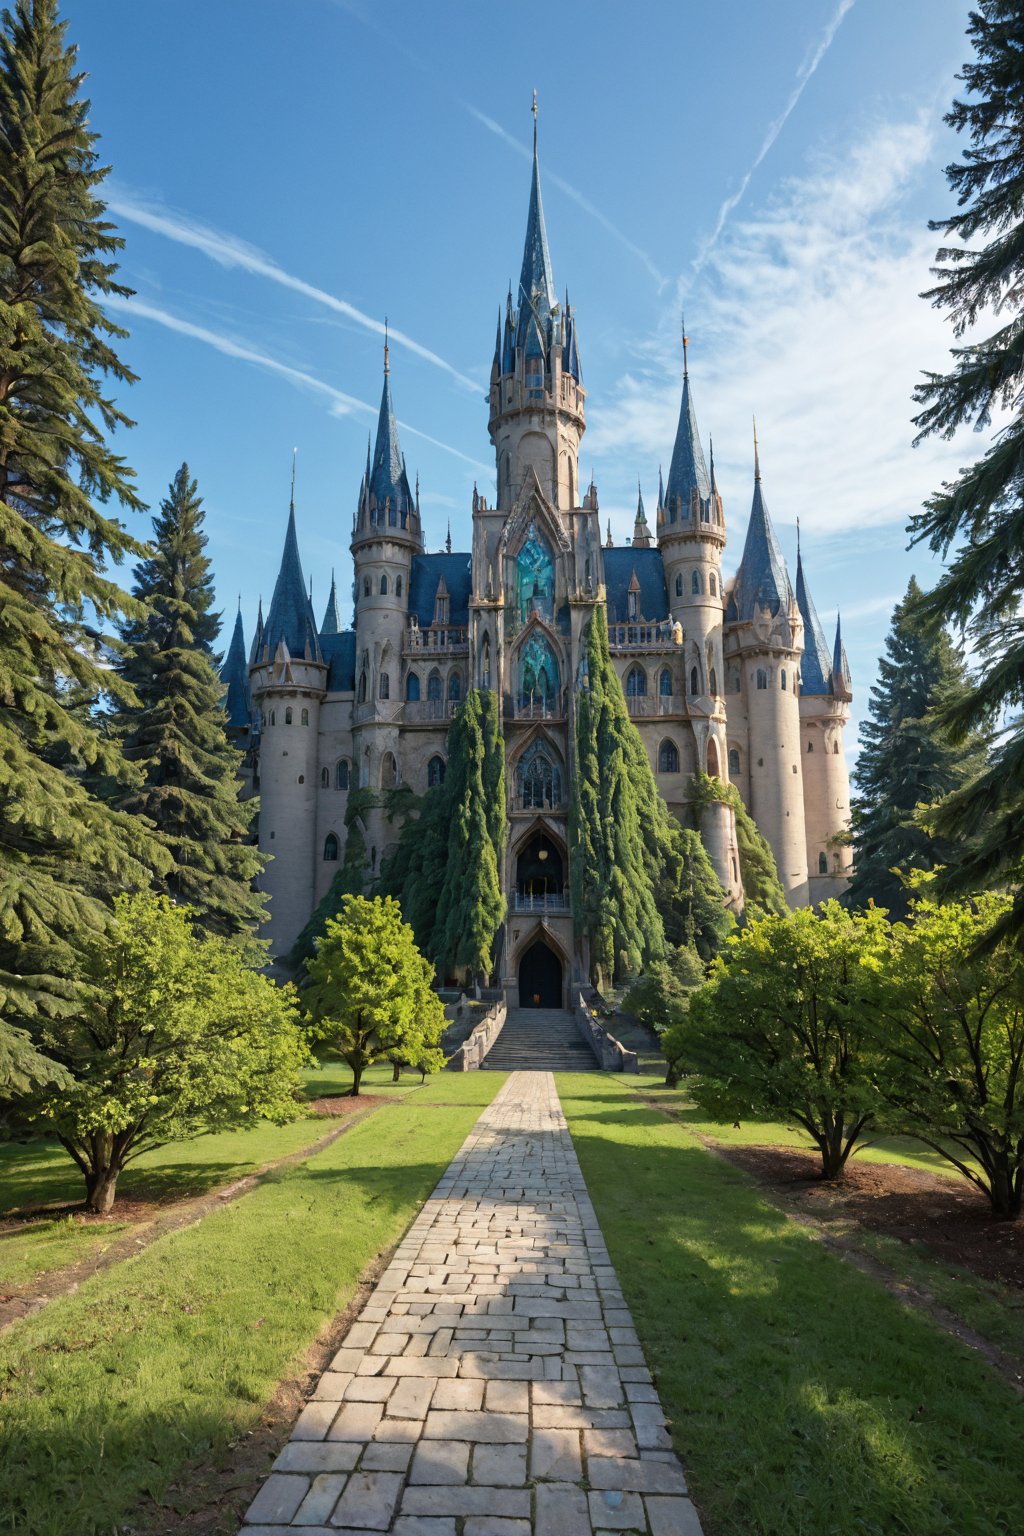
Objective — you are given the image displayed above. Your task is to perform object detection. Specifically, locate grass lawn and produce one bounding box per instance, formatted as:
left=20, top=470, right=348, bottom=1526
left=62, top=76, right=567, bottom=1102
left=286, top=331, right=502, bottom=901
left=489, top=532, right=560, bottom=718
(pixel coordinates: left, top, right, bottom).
left=0, top=1071, right=501, bottom=1536
left=558, top=1072, right=1024, bottom=1536
left=0, top=1059, right=468, bottom=1294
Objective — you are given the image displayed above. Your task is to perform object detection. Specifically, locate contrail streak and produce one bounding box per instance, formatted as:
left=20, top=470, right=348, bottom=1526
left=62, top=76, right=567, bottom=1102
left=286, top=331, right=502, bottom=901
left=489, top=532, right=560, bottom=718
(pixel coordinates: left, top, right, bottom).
left=693, top=0, right=856, bottom=274
left=464, top=106, right=668, bottom=290
left=108, top=295, right=492, bottom=474
left=107, top=190, right=480, bottom=393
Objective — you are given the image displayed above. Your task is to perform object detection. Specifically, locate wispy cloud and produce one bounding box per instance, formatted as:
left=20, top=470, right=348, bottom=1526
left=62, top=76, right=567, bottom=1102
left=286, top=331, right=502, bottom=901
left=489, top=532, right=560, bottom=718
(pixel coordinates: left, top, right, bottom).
left=693, top=0, right=857, bottom=274
left=107, top=190, right=480, bottom=393
left=463, top=106, right=668, bottom=291
left=108, top=294, right=492, bottom=473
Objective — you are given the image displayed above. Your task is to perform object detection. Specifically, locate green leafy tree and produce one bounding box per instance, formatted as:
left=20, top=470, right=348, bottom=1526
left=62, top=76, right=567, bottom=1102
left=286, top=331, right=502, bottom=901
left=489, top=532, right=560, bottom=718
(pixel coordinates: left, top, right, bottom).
left=623, top=945, right=703, bottom=1086
left=681, top=902, right=889, bottom=1179
left=28, top=893, right=306, bottom=1212
left=846, top=580, right=986, bottom=917
left=868, top=889, right=1024, bottom=1219
left=378, top=788, right=448, bottom=962
left=112, top=465, right=265, bottom=934
left=660, top=828, right=734, bottom=961
left=570, top=608, right=669, bottom=986
left=304, top=894, right=446, bottom=1096
left=435, top=690, right=507, bottom=980
left=910, top=2, right=1024, bottom=938
left=0, top=0, right=168, bottom=1026
left=290, top=788, right=377, bottom=966
left=692, top=774, right=787, bottom=918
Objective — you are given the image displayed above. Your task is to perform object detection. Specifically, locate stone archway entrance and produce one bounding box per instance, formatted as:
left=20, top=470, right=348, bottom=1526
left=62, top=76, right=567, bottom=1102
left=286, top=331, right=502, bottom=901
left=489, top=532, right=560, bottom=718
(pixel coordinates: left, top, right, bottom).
left=518, top=939, right=563, bottom=1009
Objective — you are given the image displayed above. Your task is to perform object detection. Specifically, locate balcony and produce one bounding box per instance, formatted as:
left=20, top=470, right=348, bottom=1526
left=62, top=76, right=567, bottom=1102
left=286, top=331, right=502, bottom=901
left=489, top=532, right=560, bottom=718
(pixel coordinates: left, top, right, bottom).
left=608, top=621, right=677, bottom=650
left=404, top=699, right=458, bottom=724
left=508, top=695, right=564, bottom=722
left=512, top=892, right=571, bottom=914
left=625, top=694, right=680, bottom=718
left=404, top=626, right=468, bottom=654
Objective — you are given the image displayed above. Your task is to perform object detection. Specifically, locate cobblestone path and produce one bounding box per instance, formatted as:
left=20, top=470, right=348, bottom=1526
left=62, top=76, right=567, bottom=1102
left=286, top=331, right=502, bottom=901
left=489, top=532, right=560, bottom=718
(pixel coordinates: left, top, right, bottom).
left=240, top=1071, right=703, bottom=1536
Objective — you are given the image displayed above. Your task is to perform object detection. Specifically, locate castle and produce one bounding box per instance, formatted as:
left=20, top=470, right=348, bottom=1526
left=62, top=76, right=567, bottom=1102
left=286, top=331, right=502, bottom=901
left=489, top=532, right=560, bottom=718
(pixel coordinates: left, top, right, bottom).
left=220, top=121, right=854, bottom=1005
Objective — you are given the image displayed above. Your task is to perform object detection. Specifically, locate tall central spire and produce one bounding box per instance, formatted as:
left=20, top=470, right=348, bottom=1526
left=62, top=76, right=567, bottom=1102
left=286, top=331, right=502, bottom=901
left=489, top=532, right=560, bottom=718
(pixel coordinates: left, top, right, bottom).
left=664, top=318, right=711, bottom=520
left=368, top=334, right=415, bottom=524
left=515, top=92, right=556, bottom=349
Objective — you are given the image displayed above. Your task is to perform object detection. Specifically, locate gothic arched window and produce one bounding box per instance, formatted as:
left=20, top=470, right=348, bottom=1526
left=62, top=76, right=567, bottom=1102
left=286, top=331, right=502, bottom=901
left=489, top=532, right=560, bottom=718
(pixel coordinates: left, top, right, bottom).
left=380, top=574, right=389, bottom=596
left=406, top=672, right=420, bottom=702
left=357, top=671, right=367, bottom=703
left=335, top=759, right=350, bottom=790
left=709, top=571, right=718, bottom=596
left=396, top=575, right=403, bottom=597
left=427, top=670, right=442, bottom=702
left=363, top=576, right=370, bottom=596
left=381, top=752, right=398, bottom=789
left=285, top=706, right=293, bottom=724
left=516, top=526, right=555, bottom=622
left=625, top=665, right=647, bottom=698
left=658, top=739, right=679, bottom=773
left=320, top=767, right=329, bottom=788
left=323, top=833, right=339, bottom=862
left=728, top=747, right=741, bottom=775
left=428, top=755, right=446, bottom=788
left=819, top=851, right=829, bottom=875
left=301, top=707, right=309, bottom=726
left=781, top=669, right=787, bottom=691
left=379, top=672, right=390, bottom=700
left=659, top=667, right=672, bottom=697
left=448, top=671, right=461, bottom=702
left=689, top=666, right=699, bottom=696
left=709, top=667, right=718, bottom=697
left=518, top=631, right=559, bottom=710
left=691, top=570, right=702, bottom=596
left=756, top=668, right=768, bottom=690
left=517, top=742, right=563, bottom=809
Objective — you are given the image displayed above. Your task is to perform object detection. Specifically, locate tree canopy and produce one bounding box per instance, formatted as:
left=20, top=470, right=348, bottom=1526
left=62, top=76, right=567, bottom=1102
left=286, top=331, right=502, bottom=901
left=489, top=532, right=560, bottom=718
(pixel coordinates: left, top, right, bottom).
left=691, top=773, right=787, bottom=919
left=304, top=894, right=446, bottom=1096
left=27, top=893, right=307, bottom=1212
left=0, top=0, right=167, bottom=1030
left=846, top=579, right=987, bottom=917
left=910, top=1, right=1024, bottom=939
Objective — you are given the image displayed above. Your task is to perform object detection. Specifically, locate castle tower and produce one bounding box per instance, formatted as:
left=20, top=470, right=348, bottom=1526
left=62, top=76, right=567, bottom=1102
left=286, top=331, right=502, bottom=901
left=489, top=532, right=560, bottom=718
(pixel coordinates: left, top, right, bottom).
left=488, top=104, right=586, bottom=515
left=631, top=483, right=652, bottom=549
left=725, top=437, right=808, bottom=905
left=249, top=490, right=328, bottom=956
left=795, top=540, right=854, bottom=900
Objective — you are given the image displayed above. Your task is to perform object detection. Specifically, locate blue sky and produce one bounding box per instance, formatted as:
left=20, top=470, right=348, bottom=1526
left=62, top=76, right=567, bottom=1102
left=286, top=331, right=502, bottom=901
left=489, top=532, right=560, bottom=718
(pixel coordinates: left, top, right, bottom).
left=68, top=0, right=979, bottom=754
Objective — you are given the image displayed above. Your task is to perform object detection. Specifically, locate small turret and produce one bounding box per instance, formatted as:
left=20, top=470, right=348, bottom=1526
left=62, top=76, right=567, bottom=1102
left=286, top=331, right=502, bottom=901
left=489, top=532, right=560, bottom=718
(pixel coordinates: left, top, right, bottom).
left=631, top=482, right=652, bottom=549
left=321, top=571, right=342, bottom=636
left=832, top=613, right=852, bottom=700
left=794, top=535, right=853, bottom=898
left=220, top=604, right=250, bottom=735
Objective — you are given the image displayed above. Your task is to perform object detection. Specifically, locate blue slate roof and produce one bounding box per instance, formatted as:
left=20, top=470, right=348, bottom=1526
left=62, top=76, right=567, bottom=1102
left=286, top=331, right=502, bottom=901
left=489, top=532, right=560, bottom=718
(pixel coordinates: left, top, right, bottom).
left=833, top=613, right=852, bottom=691
left=321, top=573, right=342, bottom=636
left=795, top=550, right=834, bottom=696
left=728, top=471, right=793, bottom=623
left=322, top=630, right=356, bottom=692
left=248, top=597, right=264, bottom=666
left=603, top=548, right=669, bottom=623
left=262, top=506, right=322, bottom=662
left=220, top=607, right=250, bottom=730
left=369, top=367, right=415, bottom=521
left=563, top=308, right=582, bottom=384
left=515, top=129, right=557, bottom=352
left=409, top=553, right=472, bottom=627
left=665, top=371, right=711, bottom=517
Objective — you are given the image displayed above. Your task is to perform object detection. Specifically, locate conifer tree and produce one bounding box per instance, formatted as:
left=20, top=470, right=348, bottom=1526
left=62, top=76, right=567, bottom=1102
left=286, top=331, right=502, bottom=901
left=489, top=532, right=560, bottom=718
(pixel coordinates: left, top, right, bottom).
left=660, top=828, right=734, bottom=963
left=570, top=608, right=667, bottom=987
left=691, top=773, right=787, bottom=919
left=846, top=579, right=986, bottom=917
left=110, top=465, right=264, bottom=934
left=0, top=0, right=167, bottom=1031
left=911, top=1, right=1024, bottom=936
left=435, top=690, right=507, bottom=980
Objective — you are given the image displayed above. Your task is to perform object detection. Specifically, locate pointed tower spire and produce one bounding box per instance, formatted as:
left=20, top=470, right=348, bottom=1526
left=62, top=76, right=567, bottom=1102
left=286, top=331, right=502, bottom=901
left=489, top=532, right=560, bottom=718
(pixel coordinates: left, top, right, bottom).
left=320, top=568, right=342, bottom=636
left=367, top=339, right=417, bottom=536
left=730, top=436, right=793, bottom=622
left=632, top=480, right=652, bottom=549
left=263, top=498, right=322, bottom=662
left=753, top=415, right=761, bottom=481
left=605, top=518, right=613, bottom=549
left=832, top=612, right=852, bottom=696
left=664, top=321, right=710, bottom=523
left=515, top=90, right=556, bottom=349
left=290, top=447, right=297, bottom=512
left=220, top=605, right=250, bottom=731
left=249, top=596, right=264, bottom=665
left=794, top=537, right=834, bottom=695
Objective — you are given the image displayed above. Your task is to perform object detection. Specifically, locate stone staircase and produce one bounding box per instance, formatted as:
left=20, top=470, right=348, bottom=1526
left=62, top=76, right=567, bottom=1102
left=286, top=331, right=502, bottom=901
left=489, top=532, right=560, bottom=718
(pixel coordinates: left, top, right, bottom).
left=481, top=1007, right=600, bottom=1072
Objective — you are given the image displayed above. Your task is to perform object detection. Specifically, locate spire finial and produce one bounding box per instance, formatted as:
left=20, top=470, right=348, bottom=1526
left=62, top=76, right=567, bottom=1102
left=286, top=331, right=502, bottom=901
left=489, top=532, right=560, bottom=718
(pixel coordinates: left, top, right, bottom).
left=681, top=310, right=688, bottom=378
left=237, top=591, right=241, bottom=611
left=753, top=416, right=761, bottom=481
left=383, top=316, right=389, bottom=376
left=290, top=447, right=297, bottom=513
left=446, top=519, right=452, bottom=555
left=532, top=87, right=538, bottom=149
left=796, top=515, right=801, bottom=559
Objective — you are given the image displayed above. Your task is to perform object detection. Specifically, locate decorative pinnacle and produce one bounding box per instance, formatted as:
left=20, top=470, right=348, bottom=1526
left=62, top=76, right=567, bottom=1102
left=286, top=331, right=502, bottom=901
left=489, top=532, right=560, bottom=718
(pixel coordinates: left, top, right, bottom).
left=753, top=415, right=761, bottom=481
left=290, top=447, right=297, bottom=512
left=383, top=316, right=389, bottom=375
left=796, top=515, right=801, bottom=558
left=446, top=519, right=452, bottom=555
left=681, top=310, right=689, bottom=377
left=532, top=87, right=538, bottom=133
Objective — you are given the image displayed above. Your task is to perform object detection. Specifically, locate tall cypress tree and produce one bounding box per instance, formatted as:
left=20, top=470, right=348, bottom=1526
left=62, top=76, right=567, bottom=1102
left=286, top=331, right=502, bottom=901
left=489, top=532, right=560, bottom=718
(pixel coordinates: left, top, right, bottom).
left=570, top=608, right=667, bottom=987
left=112, top=465, right=264, bottom=935
left=846, top=579, right=986, bottom=917
left=0, top=0, right=167, bottom=1042
left=911, top=2, right=1024, bottom=936
left=436, top=690, right=507, bottom=980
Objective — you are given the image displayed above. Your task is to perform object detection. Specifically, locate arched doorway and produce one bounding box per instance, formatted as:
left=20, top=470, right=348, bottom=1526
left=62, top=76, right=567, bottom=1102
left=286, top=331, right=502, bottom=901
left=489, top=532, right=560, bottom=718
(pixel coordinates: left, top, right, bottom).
left=515, top=831, right=564, bottom=905
left=519, top=940, right=563, bottom=1009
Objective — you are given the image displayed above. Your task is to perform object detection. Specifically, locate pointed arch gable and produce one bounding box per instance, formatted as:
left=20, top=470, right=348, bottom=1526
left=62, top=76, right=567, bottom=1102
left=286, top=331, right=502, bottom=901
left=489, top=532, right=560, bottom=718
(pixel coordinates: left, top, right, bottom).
left=511, top=917, right=571, bottom=970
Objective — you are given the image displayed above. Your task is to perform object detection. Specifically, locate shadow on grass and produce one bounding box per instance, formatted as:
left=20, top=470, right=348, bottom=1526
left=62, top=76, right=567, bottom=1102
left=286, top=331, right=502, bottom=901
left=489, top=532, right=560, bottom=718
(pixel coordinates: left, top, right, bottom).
left=560, top=1078, right=1024, bottom=1536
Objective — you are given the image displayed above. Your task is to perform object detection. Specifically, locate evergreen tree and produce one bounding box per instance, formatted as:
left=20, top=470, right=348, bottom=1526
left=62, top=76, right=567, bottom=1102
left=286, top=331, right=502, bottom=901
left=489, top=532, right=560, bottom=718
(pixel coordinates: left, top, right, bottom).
left=691, top=773, right=787, bottom=919
left=435, top=690, right=507, bottom=980
left=0, top=0, right=167, bottom=1028
left=291, top=787, right=376, bottom=967
left=570, top=608, right=667, bottom=987
left=660, top=828, right=734, bottom=962
left=910, top=2, right=1024, bottom=936
left=846, top=579, right=986, bottom=917
left=111, top=465, right=264, bottom=934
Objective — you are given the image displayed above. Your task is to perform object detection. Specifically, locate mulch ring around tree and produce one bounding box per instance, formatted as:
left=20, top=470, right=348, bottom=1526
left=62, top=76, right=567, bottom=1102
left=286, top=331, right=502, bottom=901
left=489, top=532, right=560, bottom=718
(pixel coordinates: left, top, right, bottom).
left=717, top=1142, right=1024, bottom=1291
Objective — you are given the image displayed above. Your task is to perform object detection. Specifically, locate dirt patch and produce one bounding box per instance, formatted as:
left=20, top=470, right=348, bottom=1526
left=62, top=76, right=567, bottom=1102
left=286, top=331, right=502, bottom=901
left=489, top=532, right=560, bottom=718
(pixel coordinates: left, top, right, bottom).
left=0, top=1099, right=389, bottom=1333
left=718, top=1143, right=1024, bottom=1293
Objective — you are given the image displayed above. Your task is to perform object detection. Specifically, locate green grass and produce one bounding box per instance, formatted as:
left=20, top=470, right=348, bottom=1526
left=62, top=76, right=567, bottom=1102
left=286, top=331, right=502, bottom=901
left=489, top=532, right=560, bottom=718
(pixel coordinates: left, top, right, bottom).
left=558, top=1073, right=1024, bottom=1536
left=0, top=1059, right=479, bottom=1293
left=0, top=1074, right=502, bottom=1536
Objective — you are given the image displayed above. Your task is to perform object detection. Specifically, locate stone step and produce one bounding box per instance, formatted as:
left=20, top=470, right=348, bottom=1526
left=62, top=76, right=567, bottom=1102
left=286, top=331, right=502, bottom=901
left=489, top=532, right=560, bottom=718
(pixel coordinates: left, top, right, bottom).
left=480, top=1005, right=600, bottom=1072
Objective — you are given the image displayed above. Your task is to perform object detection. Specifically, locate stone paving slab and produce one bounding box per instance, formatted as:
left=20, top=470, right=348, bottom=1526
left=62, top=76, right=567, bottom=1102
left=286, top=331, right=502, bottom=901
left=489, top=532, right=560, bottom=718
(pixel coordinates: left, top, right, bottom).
left=239, top=1072, right=704, bottom=1535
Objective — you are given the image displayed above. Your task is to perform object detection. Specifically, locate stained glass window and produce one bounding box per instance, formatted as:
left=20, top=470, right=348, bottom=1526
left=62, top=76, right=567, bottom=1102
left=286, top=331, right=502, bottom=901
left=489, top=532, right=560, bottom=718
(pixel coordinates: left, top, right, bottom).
left=518, top=631, right=558, bottom=709
left=517, top=742, right=563, bottom=808
left=516, top=524, right=555, bottom=622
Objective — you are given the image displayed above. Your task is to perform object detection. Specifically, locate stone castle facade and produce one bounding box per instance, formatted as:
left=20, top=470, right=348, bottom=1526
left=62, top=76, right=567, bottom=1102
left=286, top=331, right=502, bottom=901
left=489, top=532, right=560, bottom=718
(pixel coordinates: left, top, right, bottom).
left=220, top=126, right=854, bottom=1005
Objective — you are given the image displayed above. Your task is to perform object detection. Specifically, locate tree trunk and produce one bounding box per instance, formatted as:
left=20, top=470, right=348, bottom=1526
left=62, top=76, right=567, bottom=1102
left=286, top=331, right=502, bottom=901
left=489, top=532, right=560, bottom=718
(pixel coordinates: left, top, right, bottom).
left=350, top=1062, right=363, bottom=1097
left=392, top=1060, right=401, bottom=1083
left=84, top=1164, right=121, bottom=1215
left=988, top=1159, right=1021, bottom=1220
